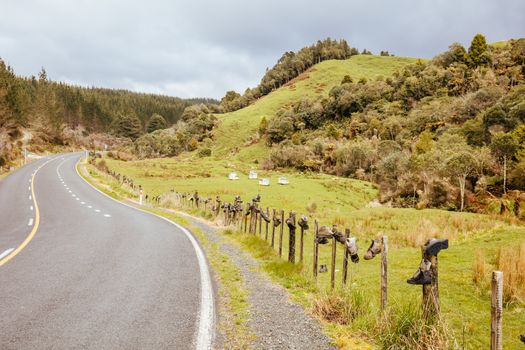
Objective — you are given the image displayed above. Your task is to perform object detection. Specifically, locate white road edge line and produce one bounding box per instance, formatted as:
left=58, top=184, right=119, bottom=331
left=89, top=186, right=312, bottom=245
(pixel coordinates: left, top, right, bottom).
left=75, top=156, right=215, bottom=349
left=0, top=248, right=15, bottom=260
left=28, top=218, right=34, bottom=226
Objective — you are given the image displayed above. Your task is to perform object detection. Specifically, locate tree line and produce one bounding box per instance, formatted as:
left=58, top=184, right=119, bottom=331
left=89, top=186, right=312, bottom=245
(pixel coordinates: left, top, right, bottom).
left=0, top=60, right=215, bottom=168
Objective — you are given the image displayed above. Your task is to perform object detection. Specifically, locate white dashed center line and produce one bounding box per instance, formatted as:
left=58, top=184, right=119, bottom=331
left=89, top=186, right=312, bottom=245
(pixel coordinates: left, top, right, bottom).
left=30, top=206, right=33, bottom=211
left=104, top=214, right=111, bottom=217
left=28, top=218, right=34, bottom=226
left=81, top=202, right=85, bottom=205
left=87, top=205, right=92, bottom=208
left=95, top=209, right=101, bottom=213
left=29, top=195, right=32, bottom=200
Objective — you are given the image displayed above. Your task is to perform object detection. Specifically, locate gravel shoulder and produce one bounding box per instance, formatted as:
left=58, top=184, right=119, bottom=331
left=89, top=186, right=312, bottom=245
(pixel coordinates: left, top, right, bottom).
left=182, top=214, right=335, bottom=350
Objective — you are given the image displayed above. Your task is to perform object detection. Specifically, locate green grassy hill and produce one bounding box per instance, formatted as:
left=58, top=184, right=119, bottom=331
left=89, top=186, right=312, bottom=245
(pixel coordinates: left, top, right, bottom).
left=212, top=55, right=420, bottom=161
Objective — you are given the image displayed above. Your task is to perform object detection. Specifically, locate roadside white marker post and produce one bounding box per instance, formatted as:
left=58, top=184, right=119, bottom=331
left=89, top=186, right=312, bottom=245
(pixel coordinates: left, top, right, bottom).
left=139, top=189, right=143, bottom=205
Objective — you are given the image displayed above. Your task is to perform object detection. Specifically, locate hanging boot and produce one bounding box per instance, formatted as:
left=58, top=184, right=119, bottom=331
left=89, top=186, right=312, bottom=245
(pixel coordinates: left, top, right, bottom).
left=345, top=237, right=359, bottom=263
left=298, top=215, right=309, bottom=230
left=364, top=239, right=382, bottom=260
left=316, top=225, right=332, bottom=244
left=407, top=258, right=432, bottom=285
left=424, top=238, right=449, bottom=256
left=260, top=210, right=270, bottom=223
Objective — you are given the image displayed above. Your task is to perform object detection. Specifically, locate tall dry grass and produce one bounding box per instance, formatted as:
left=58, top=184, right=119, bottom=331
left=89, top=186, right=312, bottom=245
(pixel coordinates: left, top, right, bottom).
left=496, top=242, right=525, bottom=304
left=472, top=251, right=487, bottom=286
left=377, top=305, right=452, bottom=350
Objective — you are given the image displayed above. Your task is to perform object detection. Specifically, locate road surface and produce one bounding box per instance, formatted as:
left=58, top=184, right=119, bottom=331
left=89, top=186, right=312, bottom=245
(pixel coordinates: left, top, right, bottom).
left=0, top=153, right=214, bottom=349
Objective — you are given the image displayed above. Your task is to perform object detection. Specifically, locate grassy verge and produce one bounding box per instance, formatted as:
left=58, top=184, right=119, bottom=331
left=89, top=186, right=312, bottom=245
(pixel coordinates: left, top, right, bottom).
left=78, top=160, right=254, bottom=349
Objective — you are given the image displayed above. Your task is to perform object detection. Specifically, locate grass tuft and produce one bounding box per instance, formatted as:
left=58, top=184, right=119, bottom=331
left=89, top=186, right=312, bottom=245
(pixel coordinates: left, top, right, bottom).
left=496, top=242, right=525, bottom=304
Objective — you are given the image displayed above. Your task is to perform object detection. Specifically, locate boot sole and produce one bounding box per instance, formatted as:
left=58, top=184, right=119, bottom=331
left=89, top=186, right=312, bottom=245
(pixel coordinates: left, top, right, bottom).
left=425, top=239, right=449, bottom=256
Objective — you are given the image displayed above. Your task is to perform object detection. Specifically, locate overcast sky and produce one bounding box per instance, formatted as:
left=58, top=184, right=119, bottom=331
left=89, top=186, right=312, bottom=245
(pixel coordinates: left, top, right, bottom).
left=1, top=0, right=523, bottom=99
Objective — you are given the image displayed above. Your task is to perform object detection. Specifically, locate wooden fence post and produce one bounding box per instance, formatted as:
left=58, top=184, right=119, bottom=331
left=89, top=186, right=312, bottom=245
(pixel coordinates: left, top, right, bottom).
left=216, top=198, right=221, bottom=216
left=490, top=271, right=503, bottom=350
left=381, top=235, right=388, bottom=312
left=313, top=220, right=319, bottom=283
left=423, top=250, right=440, bottom=317
left=257, top=205, right=263, bottom=236
left=299, top=216, right=306, bottom=263
left=288, top=212, right=296, bottom=264
left=342, top=228, right=350, bottom=287
left=244, top=210, right=248, bottom=233
left=265, top=207, right=269, bottom=241
left=330, top=227, right=337, bottom=290
left=271, top=209, right=276, bottom=248
left=278, top=209, right=284, bottom=258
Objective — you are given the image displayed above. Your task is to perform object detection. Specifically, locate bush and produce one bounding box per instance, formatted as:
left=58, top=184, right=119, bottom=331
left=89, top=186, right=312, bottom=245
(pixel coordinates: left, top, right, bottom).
left=197, top=147, right=212, bottom=158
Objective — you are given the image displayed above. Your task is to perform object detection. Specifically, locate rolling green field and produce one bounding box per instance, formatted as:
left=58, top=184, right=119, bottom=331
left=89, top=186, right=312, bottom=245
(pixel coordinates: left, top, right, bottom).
left=97, top=55, right=524, bottom=348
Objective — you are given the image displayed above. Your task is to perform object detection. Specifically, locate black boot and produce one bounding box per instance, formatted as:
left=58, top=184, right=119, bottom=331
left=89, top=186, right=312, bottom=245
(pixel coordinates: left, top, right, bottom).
left=520, top=333, right=525, bottom=344
left=407, top=259, right=432, bottom=285
left=424, top=238, right=449, bottom=256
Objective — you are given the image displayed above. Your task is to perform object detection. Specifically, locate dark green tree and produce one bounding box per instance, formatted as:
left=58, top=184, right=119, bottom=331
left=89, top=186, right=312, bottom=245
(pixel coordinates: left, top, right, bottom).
left=466, top=34, right=490, bottom=67
left=112, top=114, right=143, bottom=140
left=147, top=113, right=167, bottom=133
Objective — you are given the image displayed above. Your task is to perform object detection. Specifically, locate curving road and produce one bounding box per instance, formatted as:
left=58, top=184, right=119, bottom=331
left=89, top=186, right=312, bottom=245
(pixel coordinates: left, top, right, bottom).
left=0, top=153, right=214, bottom=349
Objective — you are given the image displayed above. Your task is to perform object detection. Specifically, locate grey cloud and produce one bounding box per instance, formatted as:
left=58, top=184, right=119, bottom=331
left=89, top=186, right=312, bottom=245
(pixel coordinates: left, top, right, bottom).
left=1, top=0, right=523, bottom=98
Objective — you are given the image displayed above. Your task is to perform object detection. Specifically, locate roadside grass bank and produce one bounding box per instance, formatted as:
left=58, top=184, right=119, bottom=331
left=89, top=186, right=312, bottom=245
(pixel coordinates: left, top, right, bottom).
left=85, top=157, right=525, bottom=349
left=78, top=159, right=254, bottom=349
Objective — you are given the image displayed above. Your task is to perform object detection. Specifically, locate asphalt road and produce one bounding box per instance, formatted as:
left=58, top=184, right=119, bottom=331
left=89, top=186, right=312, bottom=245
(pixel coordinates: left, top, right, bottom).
left=0, top=153, right=214, bottom=349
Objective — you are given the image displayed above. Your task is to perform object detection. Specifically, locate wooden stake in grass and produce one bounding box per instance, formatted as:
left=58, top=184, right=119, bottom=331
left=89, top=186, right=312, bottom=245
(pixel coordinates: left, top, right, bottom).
left=330, top=226, right=337, bottom=290
left=271, top=209, right=276, bottom=247
left=298, top=215, right=308, bottom=263
left=490, top=271, right=503, bottom=350
left=313, top=220, right=319, bottom=283
left=215, top=196, right=221, bottom=216
left=244, top=207, right=248, bottom=233
left=423, top=250, right=440, bottom=317
left=342, top=228, right=350, bottom=287
left=257, top=205, right=262, bottom=236
left=265, top=207, right=269, bottom=241
left=287, top=212, right=296, bottom=264
left=381, top=235, right=388, bottom=312
left=278, top=209, right=284, bottom=258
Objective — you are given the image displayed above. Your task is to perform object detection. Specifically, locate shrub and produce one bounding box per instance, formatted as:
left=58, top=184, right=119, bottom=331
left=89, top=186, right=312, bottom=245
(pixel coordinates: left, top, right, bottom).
left=197, top=147, right=212, bottom=157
